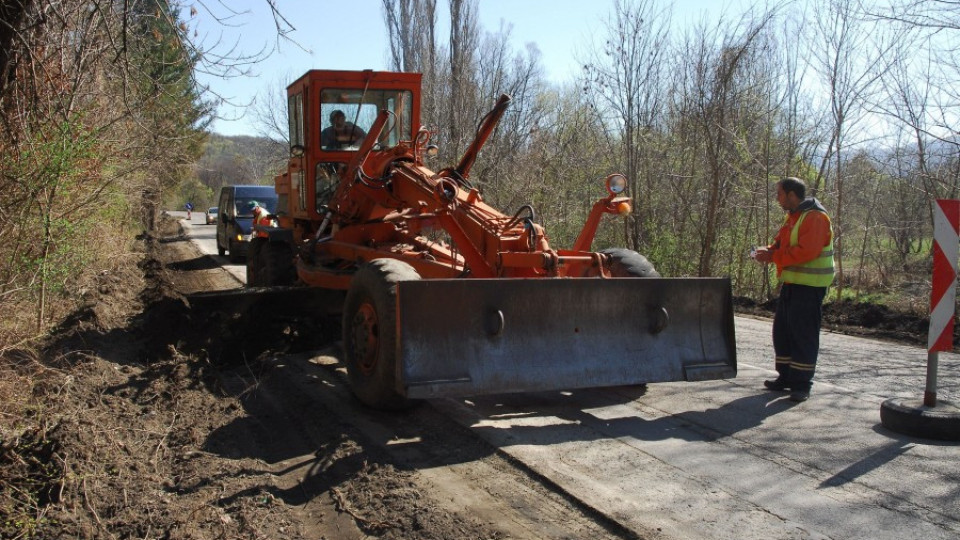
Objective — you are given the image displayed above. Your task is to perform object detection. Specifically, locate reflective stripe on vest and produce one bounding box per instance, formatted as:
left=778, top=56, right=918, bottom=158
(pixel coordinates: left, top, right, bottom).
left=780, top=210, right=835, bottom=287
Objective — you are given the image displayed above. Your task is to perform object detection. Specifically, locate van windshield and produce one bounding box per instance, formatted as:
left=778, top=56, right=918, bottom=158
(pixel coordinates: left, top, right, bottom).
left=235, top=197, right=276, bottom=218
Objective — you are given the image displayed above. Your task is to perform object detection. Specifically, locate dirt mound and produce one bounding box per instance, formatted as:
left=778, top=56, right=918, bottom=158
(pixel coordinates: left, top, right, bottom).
left=0, top=214, right=510, bottom=539
left=734, top=295, right=942, bottom=349
left=823, top=299, right=932, bottom=346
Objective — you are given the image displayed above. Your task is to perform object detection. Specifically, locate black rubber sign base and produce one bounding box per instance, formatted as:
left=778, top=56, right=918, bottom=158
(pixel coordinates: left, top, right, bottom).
left=880, top=398, right=960, bottom=442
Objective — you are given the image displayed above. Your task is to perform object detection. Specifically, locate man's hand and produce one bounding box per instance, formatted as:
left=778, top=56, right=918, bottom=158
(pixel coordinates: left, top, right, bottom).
left=753, top=247, right=773, bottom=263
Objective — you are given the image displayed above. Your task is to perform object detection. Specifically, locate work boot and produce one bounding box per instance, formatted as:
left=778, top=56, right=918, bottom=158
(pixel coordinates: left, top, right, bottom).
left=789, top=390, right=810, bottom=402
left=764, top=379, right=790, bottom=392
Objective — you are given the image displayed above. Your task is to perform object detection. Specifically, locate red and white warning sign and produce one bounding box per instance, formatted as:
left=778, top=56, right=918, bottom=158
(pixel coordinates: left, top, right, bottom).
left=928, top=199, right=960, bottom=352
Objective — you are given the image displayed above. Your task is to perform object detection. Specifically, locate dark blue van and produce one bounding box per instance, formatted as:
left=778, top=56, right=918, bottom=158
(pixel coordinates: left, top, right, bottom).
left=216, top=185, right=278, bottom=263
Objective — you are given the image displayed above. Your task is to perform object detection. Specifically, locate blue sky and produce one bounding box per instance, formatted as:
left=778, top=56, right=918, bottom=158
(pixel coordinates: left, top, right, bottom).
left=190, top=1, right=749, bottom=136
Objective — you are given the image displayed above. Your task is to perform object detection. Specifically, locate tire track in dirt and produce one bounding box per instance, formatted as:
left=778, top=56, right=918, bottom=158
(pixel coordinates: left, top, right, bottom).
left=210, top=345, right=645, bottom=539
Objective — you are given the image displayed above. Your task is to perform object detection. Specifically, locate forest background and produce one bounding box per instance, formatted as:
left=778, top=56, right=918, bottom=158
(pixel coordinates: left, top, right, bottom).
left=1, top=0, right=959, bottom=350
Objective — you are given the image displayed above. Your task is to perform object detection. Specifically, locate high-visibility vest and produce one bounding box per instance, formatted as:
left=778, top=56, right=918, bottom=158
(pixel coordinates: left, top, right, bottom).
left=252, top=212, right=274, bottom=238
left=780, top=210, right=835, bottom=287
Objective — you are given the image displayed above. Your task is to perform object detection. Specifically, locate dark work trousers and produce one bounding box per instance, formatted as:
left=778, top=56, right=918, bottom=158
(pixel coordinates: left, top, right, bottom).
left=772, top=283, right=827, bottom=392
left=247, top=238, right=263, bottom=286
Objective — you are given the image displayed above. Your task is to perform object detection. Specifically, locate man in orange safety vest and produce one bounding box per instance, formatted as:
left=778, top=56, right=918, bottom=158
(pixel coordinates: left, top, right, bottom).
left=249, top=201, right=275, bottom=238
left=752, top=177, right=835, bottom=403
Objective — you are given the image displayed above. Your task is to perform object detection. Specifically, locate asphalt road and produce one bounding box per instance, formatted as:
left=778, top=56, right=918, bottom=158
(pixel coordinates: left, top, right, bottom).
left=175, top=211, right=960, bottom=539
left=177, top=211, right=247, bottom=283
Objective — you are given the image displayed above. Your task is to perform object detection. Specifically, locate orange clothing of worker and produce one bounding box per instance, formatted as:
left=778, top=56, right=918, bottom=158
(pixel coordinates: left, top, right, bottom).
left=252, top=207, right=275, bottom=238
left=767, top=198, right=833, bottom=278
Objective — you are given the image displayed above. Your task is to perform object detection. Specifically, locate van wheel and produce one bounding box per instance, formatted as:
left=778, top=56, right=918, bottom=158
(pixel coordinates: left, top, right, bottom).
left=342, top=259, right=421, bottom=410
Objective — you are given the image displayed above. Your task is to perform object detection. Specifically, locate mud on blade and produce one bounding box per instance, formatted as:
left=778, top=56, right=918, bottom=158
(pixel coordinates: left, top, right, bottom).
left=396, top=278, right=737, bottom=399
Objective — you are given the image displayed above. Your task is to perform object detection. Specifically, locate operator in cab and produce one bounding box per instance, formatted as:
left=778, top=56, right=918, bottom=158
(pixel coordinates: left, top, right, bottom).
left=321, top=110, right=367, bottom=149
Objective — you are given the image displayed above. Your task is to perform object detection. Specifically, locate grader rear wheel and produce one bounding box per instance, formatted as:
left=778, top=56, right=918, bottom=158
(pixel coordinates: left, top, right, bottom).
left=600, top=248, right=659, bottom=391
left=600, top=248, right=660, bottom=278
left=342, top=259, right=421, bottom=410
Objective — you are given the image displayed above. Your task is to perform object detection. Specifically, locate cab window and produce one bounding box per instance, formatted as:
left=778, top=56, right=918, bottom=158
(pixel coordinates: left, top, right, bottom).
left=319, top=89, right=413, bottom=151
left=288, top=92, right=305, bottom=149
left=316, top=162, right=346, bottom=209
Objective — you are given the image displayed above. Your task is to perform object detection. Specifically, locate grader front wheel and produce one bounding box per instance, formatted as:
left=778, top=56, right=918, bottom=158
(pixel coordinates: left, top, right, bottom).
left=342, top=259, right=421, bottom=410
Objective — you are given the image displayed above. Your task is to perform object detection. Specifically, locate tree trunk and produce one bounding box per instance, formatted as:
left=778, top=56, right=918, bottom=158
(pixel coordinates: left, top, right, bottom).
left=0, top=0, right=33, bottom=95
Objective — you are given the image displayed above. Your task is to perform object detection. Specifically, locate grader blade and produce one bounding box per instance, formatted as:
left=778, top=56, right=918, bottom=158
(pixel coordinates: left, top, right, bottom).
left=187, top=286, right=345, bottom=317
left=396, top=278, right=736, bottom=399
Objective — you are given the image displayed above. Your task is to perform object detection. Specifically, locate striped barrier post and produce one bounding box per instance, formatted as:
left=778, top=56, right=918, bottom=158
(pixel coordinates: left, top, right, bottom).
left=879, top=200, right=960, bottom=440
left=926, top=199, right=960, bottom=407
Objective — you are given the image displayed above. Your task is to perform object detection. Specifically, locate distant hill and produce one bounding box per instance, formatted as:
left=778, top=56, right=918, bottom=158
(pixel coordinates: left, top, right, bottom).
left=196, top=133, right=288, bottom=192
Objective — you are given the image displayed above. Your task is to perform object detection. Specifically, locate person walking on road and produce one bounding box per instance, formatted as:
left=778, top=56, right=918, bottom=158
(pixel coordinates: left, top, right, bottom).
left=249, top=201, right=275, bottom=238
left=752, top=177, right=835, bottom=402
left=246, top=201, right=277, bottom=286
left=185, top=202, right=194, bottom=220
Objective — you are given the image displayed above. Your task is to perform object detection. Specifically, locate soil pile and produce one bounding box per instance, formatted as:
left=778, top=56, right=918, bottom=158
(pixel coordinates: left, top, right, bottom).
left=734, top=295, right=940, bottom=348
left=0, top=215, right=505, bottom=539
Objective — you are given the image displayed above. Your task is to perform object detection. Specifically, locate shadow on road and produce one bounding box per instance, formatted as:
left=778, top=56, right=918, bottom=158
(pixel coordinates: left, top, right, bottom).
left=459, top=389, right=797, bottom=445
left=817, top=424, right=960, bottom=490
left=167, top=255, right=223, bottom=272
left=200, top=352, right=501, bottom=509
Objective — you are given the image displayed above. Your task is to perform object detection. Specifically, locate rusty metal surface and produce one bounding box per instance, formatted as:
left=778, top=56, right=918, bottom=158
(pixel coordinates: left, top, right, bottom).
left=396, top=278, right=736, bottom=399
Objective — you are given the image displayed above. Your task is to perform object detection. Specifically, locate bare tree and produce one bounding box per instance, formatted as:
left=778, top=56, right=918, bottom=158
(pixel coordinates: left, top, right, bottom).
left=674, top=10, right=775, bottom=276
left=0, top=0, right=34, bottom=95
left=869, top=1, right=960, bottom=200
left=383, top=0, right=438, bottom=73
left=0, top=0, right=258, bottom=339
left=447, top=0, right=480, bottom=154
left=524, top=86, right=614, bottom=247
left=583, top=0, right=672, bottom=251
left=251, top=72, right=297, bottom=144
left=470, top=27, right=549, bottom=206
left=382, top=0, right=449, bottom=181
left=807, top=0, right=894, bottom=298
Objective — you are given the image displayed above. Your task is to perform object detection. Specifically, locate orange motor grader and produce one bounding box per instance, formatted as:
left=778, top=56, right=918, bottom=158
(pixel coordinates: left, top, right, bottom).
left=245, top=69, right=736, bottom=409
